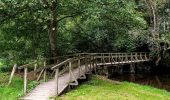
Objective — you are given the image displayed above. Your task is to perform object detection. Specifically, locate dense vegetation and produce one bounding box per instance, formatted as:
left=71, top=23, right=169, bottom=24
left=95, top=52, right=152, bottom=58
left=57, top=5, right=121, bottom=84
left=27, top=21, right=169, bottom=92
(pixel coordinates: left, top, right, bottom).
left=0, top=0, right=170, bottom=68
left=58, top=76, right=170, bottom=100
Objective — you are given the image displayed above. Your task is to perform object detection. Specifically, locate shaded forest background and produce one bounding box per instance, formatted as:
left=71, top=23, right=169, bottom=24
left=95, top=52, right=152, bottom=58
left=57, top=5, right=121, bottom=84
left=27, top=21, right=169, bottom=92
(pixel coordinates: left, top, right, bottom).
left=0, top=0, right=170, bottom=70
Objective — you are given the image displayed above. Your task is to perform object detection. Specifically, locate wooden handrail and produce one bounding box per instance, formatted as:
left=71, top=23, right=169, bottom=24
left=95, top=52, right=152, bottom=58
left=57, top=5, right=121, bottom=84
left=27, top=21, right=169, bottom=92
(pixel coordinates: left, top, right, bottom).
left=51, top=58, right=71, bottom=70
left=18, top=61, right=38, bottom=69
left=17, top=52, right=149, bottom=69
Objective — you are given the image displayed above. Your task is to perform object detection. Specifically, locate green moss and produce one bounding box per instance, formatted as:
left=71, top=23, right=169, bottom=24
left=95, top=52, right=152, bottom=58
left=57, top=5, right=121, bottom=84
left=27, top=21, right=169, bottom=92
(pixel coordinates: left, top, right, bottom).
left=58, top=76, right=170, bottom=100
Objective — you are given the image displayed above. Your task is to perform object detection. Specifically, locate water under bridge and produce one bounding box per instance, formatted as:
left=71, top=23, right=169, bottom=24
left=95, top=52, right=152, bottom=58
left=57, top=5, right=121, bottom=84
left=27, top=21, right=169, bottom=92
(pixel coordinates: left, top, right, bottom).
left=9, top=52, right=151, bottom=100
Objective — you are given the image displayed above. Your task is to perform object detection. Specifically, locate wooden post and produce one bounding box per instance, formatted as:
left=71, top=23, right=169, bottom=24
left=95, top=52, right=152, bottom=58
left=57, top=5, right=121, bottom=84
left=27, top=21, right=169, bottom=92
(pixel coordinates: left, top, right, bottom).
left=140, top=53, right=143, bottom=60
left=145, top=53, right=147, bottom=60
left=8, top=64, right=17, bottom=85
left=55, top=68, right=59, bottom=96
left=24, top=67, right=28, bottom=94
left=43, top=61, right=47, bottom=82
left=44, top=60, right=46, bottom=67
left=120, top=53, right=123, bottom=62
left=34, top=63, right=37, bottom=77
left=85, top=56, right=88, bottom=73
left=135, top=53, right=138, bottom=60
left=110, top=54, right=113, bottom=64
left=100, top=54, right=102, bottom=63
left=90, top=56, right=92, bottom=71
left=93, top=56, right=95, bottom=70
left=69, top=61, right=72, bottom=82
left=78, top=58, right=81, bottom=77
left=102, top=54, right=104, bottom=65
left=44, top=69, right=47, bottom=82
left=94, top=56, right=97, bottom=74
left=125, top=54, right=128, bottom=62
left=118, top=53, right=120, bottom=64
left=131, top=53, right=133, bottom=61
left=130, top=63, right=135, bottom=73
left=109, top=53, right=111, bottom=63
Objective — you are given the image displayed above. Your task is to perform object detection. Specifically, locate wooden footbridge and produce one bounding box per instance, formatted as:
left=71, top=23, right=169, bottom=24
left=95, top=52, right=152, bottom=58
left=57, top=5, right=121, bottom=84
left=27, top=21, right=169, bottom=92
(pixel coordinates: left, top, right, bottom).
left=9, top=52, right=151, bottom=100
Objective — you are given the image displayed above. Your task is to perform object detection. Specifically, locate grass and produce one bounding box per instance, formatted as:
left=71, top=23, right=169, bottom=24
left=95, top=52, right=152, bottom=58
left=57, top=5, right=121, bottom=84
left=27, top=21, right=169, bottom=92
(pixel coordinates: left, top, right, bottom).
left=0, top=72, right=38, bottom=100
left=0, top=73, right=24, bottom=100
left=58, top=76, right=170, bottom=100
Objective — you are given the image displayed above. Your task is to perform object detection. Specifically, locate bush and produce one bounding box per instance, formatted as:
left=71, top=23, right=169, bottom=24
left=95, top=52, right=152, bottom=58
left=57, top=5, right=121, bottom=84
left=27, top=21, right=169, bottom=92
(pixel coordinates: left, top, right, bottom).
left=0, top=65, right=11, bottom=72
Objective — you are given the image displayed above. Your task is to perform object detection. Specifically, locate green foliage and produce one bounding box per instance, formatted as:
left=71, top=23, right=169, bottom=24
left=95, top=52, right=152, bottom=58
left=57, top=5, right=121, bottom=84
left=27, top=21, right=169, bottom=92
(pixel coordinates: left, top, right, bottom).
left=1, top=0, right=170, bottom=66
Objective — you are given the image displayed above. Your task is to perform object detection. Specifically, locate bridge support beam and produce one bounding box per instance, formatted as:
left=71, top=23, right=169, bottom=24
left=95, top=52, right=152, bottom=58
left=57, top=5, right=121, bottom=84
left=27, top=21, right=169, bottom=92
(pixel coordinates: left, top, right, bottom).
left=130, top=63, right=135, bottom=74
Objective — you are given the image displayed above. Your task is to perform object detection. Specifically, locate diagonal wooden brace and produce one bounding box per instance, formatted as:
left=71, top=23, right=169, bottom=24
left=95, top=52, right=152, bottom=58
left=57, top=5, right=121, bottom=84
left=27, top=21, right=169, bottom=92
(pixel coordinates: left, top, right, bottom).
left=69, top=61, right=79, bottom=86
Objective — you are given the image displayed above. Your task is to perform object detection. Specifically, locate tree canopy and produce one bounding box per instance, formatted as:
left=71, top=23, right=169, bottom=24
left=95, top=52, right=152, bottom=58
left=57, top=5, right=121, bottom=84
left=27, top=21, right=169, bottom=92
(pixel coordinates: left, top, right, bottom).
left=0, top=0, right=170, bottom=66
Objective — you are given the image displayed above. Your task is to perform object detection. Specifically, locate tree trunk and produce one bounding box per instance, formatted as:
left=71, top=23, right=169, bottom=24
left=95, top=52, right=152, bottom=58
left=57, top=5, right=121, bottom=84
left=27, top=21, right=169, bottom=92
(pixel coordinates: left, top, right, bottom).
left=48, top=0, right=58, bottom=63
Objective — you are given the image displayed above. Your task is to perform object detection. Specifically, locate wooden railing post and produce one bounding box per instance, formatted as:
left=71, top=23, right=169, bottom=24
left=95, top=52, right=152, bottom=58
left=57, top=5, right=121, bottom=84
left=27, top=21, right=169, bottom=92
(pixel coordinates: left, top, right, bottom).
left=144, top=53, right=147, bottom=60
left=135, top=53, right=138, bottom=60
left=44, top=60, right=46, bottom=67
left=110, top=54, right=113, bottom=64
left=44, top=69, right=47, bottom=82
left=8, top=64, right=17, bottom=85
left=120, top=53, right=123, bottom=62
left=140, top=52, right=142, bottom=60
left=85, top=56, right=88, bottom=73
left=131, top=53, right=133, bottom=61
left=125, top=53, right=128, bottom=62
left=89, top=56, right=92, bottom=71
left=101, top=54, right=104, bottom=64
left=24, top=67, right=28, bottom=94
left=55, top=68, right=59, bottom=96
left=109, top=53, right=111, bottom=63
left=69, top=61, right=72, bottom=82
left=43, top=61, right=47, bottom=82
left=34, top=63, right=37, bottom=77
left=93, top=55, right=95, bottom=68
left=93, top=56, right=97, bottom=74
left=78, top=58, right=81, bottom=77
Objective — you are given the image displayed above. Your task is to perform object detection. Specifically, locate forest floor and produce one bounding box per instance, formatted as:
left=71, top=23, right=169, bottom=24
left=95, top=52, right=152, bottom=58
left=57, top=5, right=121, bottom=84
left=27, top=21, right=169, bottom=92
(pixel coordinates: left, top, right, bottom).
left=0, top=72, right=38, bottom=100
left=58, top=75, right=170, bottom=100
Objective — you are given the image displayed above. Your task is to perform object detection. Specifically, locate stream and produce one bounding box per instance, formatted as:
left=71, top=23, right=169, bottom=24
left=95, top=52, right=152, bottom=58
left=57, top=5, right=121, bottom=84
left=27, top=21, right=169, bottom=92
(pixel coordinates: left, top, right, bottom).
left=110, top=73, right=170, bottom=91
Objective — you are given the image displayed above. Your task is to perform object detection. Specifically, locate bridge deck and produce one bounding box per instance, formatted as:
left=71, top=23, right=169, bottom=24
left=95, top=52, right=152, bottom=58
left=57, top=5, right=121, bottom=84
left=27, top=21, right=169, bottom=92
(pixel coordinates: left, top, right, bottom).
left=23, top=66, right=86, bottom=100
